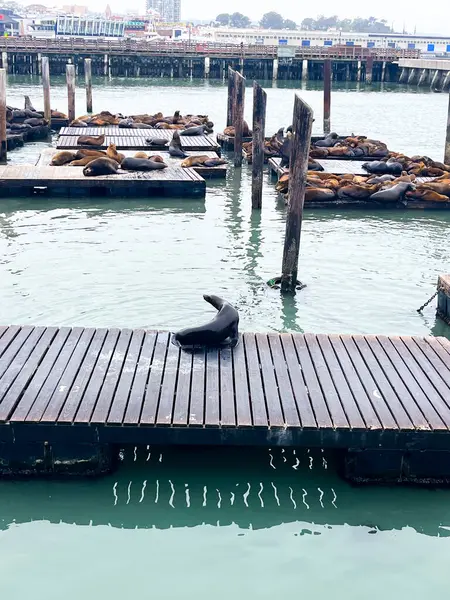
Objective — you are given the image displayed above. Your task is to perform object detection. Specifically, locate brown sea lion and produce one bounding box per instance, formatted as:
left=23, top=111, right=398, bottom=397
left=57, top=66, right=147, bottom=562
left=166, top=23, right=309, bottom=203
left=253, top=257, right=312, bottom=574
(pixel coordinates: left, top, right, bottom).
left=52, top=110, right=67, bottom=119
left=337, top=183, right=380, bottom=200
left=406, top=189, right=450, bottom=203
left=70, top=119, right=88, bottom=127
left=149, top=155, right=165, bottom=163
left=70, top=156, right=98, bottom=166
left=181, top=155, right=227, bottom=168
left=106, top=143, right=125, bottom=164
left=51, top=151, right=76, bottom=166
left=77, top=134, right=105, bottom=147
left=75, top=149, right=106, bottom=159
left=417, top=181, right=450, bottom=197
left=83, top=157, right=119, bottom=176
left=134, top=152, right=149, bottom=159
left=305, top=188, right=336, bottom=202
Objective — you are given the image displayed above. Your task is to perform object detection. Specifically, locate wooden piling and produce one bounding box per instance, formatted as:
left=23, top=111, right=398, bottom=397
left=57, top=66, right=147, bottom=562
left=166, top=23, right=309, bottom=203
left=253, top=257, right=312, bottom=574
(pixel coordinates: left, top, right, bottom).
left=445, top=91, right=450, bottom=164
left=0, top=68, right=6, bottom=164
left=323, top=59, right=331, bottom=134
left=66, top=63, right=75, bottom=122
left=85, top=58, right=92, bottom=113
left=251, top=81, right=267, bottom=209
left=41, top=56, right=51, bottom=124
left=226, top=66, right=234, bottom=126
left=280, top=95, right=314, bottom=293
left=233, top=70, right=245, bottom=168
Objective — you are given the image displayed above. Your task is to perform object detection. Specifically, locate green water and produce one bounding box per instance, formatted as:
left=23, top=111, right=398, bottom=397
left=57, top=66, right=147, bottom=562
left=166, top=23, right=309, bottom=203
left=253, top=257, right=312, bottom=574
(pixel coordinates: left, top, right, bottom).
left=1, top=78, right=450, bottom=597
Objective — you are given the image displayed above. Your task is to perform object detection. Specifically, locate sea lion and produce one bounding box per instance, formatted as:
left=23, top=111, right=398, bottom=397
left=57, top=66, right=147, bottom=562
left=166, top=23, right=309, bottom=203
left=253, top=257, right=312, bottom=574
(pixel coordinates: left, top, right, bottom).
left=77, top=134, right=105, bottom=147
left=24, top=117, right=46, bottom=126
left=146, top=137, right=169, bottom=147
left=363, top=160, right=402, bottom=175
left=51, top=110, right=68, bottom=119
left=305, top=188, right=336, bottom=202
left=315, top=132, right=339, bottom=148
left=337, top=183, right=380, bottom=200
left=172, top=294, right=239, bottom=349
left=83, top=157, right=119, bottom=176
left=51, top=151, right=76, bottom=166
left=121, top=157, right=168, bottom=170
left=70, top=119, right=88, bottom=127
left=181, top=155, right=227, bottom=168
left=416, top=181, right=450, bottom=197
left=24, top=95, right=37, bottom=112
left=70, top=156, right=98, bottom=166
left=169, top=130, right=188, bottom=158
left=75, top=149, right=106, bottom=159
left=366, top=175, right=396, bottom=184
left=368, top=182, right=415, bottom=203
left=180, top=125, right=207, bottom=136
left=149, top=155, right=165, bottom=163
left=134, top=151, right=148, bottom=159
left=106, top=143, right=125, bottom=164
left=119, top=118, right=134, bottom=128
left=406, top=189, right=449, bottom=203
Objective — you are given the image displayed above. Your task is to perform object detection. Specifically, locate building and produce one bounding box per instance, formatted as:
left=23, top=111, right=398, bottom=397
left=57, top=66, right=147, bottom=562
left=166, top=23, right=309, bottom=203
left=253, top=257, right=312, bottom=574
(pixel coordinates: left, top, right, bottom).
left=61, top=5, right=89, bottom=16
left=0, top=8, right=21, bottom=36
left=146, top=0, right=180, bottom=23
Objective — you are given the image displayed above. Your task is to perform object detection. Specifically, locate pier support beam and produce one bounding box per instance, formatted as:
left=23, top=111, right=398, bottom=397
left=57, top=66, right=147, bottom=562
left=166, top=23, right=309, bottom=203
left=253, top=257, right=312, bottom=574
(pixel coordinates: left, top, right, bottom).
left=42, top=56, right=51, bottom=124
left=226, top=66, right=234, bottom=126
left=37, top=52, right=42, bottom=75
left=365, top=57, right=374, bottom=83
left=323, top=59, right=331, bottom=134
left=251, top=81, right=267, bottom=210
left=443, top=71, right=450, bottom=91
left=272, top=58, right=278, bottom=80
left=302, top=59, right=308, bottom=80
left=66, top=63, right=75, bottom=123
left=399, top=67, right=408, bottom=83
left=1, top=51, right=7, bottom=73
left=408, top=68, right=417, bottom=84
left=357, top=60, right=362, bottom=82
left=381, top=61, right=386, bottom=82
left=204, top=56, right=210, bottom=78
left=437, top=275, right=450, bottom=325
left=431, top=69, right=441, bottom=89
left=232, top=70, right=245, bottom=167
left=239, top=57, right=244, bottom=75
left=418, top=68, right=428, bottom=86
left=0, top=68, right=6, bottom=164
left=445, top=92, right=450, bottom=164
left=103, top=53, right=109, bottom=76
left=189, top=59, right=193, bottom=78
left=85, top=58, right=92, bottom=113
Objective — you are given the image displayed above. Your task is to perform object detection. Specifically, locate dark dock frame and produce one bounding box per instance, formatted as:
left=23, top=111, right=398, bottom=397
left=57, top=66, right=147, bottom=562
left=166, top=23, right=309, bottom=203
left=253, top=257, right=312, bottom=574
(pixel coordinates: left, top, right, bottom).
left=438, top=275, right=450, bottom=326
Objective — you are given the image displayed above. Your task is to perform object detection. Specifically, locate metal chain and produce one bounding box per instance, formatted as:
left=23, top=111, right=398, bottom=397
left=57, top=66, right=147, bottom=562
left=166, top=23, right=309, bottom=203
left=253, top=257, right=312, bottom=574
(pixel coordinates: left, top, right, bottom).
left=417, top=284, right=445, bottom=313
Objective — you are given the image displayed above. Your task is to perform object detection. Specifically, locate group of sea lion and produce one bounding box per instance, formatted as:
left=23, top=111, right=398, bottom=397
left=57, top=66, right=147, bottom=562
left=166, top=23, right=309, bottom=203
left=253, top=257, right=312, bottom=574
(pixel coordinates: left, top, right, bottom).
left=276, top=170, right=450, bottom=205
left=69, top=110, right=214, bottom=133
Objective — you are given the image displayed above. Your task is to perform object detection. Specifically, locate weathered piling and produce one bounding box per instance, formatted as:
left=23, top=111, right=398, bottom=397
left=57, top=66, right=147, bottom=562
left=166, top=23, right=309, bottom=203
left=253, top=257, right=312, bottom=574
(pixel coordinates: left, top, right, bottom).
left=66, top=63, right=75, bottom=122
left=280, top=95, right=314, bottom=293
left=323, top=59, right=331, bottom=134
left=251, top=81, right=267, bottom=209
left=437, top=274, right=450, bottom=325
left=366, top=56, right=374, bottom=83
left=226, top=66, right=234, bottom=126
left=41, top=56, right=51, bottom=124
left=445, top=90, right=450, bottom=164
left=233, top=70, right=245, bottom=168
left=0, top=68, right=6, bottom=164
left=85, top=58, right=92, bottom=113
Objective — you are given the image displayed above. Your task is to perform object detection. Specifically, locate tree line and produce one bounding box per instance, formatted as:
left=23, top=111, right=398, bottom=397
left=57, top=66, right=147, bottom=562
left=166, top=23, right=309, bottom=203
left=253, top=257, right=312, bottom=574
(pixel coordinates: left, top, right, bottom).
left=214, top=12, right=392, bottom=33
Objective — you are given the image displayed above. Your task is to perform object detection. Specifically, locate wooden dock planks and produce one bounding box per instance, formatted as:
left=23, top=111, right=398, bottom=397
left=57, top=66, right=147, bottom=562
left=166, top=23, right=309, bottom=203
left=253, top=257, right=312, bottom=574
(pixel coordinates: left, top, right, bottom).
left=0, top=326, right=450, bottom=449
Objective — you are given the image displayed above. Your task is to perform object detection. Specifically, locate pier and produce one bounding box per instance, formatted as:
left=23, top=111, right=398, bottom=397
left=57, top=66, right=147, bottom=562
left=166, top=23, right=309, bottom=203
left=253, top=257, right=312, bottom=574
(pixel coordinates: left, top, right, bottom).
left=0, top=325, right=450, bottom=482
left=438, top=275, right=450, bottom=326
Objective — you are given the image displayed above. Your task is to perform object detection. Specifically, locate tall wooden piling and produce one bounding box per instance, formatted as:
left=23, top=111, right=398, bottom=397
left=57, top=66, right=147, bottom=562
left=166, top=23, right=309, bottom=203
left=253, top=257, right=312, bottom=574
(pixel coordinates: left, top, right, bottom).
left=0, top=68, right=6, bottom=164
left=41, top=56, right=51, bottom=124
left=323, top=59, right=331, bottom=134
left=66, top=63, right=75, bottom=122
left=280, top=95, right=314, bottom=293
left=233, top=70, right=245, bottom=167
left=226, top=66, right=234, bottom=126
left=445, top=91, right=450, bottom=164
left=251, top=81, right=267, bottom=209
left=85, top=58, right=92, bottom=113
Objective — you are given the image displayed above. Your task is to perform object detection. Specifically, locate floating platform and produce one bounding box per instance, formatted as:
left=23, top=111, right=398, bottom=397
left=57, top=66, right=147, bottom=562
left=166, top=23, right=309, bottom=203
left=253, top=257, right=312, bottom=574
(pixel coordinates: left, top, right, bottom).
left=0, top=165, right=206, bottom=198
left=57, top=127, right=221, bottom=153
left=438, top=275, right=450, bottom=326
left=1, top=325, right=450, bottom=482
left=268, top=157, right=370, bottom=177
left=37, top=149, right=227, bottom=180
left=50, top=117, right=69, bottom=130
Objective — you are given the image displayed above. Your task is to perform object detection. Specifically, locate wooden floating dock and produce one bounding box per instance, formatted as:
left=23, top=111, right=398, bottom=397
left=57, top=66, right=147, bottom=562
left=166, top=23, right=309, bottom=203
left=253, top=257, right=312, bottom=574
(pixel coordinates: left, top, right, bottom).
left=269, top=157, right=370, bottom=177
left=0, top=165, right=206, bottom=198
left=57, top=127, right=221, bottom=153
left=37, top=149, right=227, bottom=180
left=438, top=275, right=450, bottom=326
left=1, top=325, right=450, bottom=482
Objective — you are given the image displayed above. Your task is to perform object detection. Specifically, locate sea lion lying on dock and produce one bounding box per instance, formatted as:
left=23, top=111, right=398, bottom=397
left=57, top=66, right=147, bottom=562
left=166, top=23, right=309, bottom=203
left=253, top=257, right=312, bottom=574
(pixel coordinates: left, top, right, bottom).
left=406, top=189, right=450, bottom=202
left=315, top=132, right=339, bottom=147
left=181, top=155, right=227, bottom=168
left=75, top=149, right=106, bottom=159
left=180, top=125, right=207, bottom=136
left=83, top=157, right=119, bottom=176
left=121, top=157, right=168, bottom=170
left=172, top=294, right=239, bottom=349
left=51, top=151, right=76, bottom=166
left=145, top=137, right=169, bottom=147
left=368, top=182, right=415, bottom=203
left=77, top=134, right=105, bottom=147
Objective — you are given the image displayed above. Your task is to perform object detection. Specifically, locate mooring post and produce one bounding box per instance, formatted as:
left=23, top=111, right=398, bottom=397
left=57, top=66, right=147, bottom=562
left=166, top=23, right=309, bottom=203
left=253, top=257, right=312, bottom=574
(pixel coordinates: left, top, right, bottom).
left=85, top=58, right=92, bottom=113
left=0, top=68, right=6, bottom=164
left=233, top=70, right=245, bottom=168
left=323, top=59, right=331, bottom=134
left=226, top=66, right=235, bottom=126
left=41, top=56, right=51, bottom=124
left=445, top=90, right=450, bottom=164
left=279, top=95, right=314, bottom=293
left=251, top=81, right=267, bottom=209
left=66, top=63, right=75, bottom=122
left=366, top=56, right=374, bottom=83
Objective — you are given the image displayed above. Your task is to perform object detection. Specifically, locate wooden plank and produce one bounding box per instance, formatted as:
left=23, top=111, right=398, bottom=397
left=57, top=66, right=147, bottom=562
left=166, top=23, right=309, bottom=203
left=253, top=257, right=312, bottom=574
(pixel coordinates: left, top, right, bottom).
left=255, top=333, right=284, bottom=427
left=231, top=340, right=252, bottom=427
left=0, top=325, right=21, bottom=358
left=364, top=335, right=430, bottom=429
left=91, top=329, right=133, bottom=423
left=140, top=331, right=169, bottom=425
left=0, top=327, right=57, bottom=421
left=316, top=333, right=366, bottom=429
left=41, top=328, right=96, bottom=422
left=72, top=328, right=120, bottom=423
left=412, top=337, right=450, bottom=391
left=437, top=337, right=450, bottom=357
left=107, top=329, right=145, bottom=424
left=219, top=347, right=236, bottom=426
left=380, top=336, right=448, bottom=430
left=267, top=334, right=301, bottom=427
left=243, top=333, right=267, bottom=427
left=205, top=347, right=220, bottom=426
left=338, top=335, right=395, bottom=429
left=155, top=337, right=180, bottom=425
left=123, top=331, right=157, bottom=425
left=10, top=326, right=74, bottom=421
left=279, top=334, right=316, bottom=428
left=189, top=348, right=206, bottom=426
left=303, top=333, right=349, bottom=428
left=0, top=326, right=35, bottom=380
left=172, top=348, right=192, bottom=426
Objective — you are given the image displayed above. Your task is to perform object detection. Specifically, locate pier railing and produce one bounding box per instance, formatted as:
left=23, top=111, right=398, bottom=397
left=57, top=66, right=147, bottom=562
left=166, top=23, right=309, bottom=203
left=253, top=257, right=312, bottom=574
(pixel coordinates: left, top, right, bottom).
left=0, top=37, right=421, bottom=60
